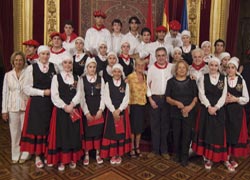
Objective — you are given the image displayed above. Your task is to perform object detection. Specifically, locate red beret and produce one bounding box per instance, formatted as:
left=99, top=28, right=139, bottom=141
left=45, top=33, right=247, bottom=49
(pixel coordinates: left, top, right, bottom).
left=49, top=32, right=65, bottom=40
left=169, top=20, right=181, bottom=31
left=93, top=10, right=107, bottom=19
left=156, top=26, right=167, bottom=32
left=22, top=39, right=40, bottom=47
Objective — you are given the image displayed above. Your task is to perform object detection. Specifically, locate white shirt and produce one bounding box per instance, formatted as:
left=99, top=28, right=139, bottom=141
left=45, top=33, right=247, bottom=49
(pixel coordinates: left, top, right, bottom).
left=198, top=73, right=227, bottom=108
left=85, top=27, right=111, bottom=56
left=2, top=69, right=28, bottom=113
left=188, top=65, right=209, bottom=83
left=146, top=41, right=173, bottom=68
left=49, top=49, right=69, bottom=72
left=227, top=76, right=249, bottom=105
left=51, top=72, right=81, bottom=108
left=63, top=39, right=76, bottom=56
left=80, top=75, right=105, bottom=115
left=123, top=32, right=141, bottom=55
left=104, top=79, right=129, bottom=113
left=164, top=32, right=183, bottom=48
left=135, top=41, right=150, bottom=59
left=147, top=62, right=174, bottom=97
left=23, top=61, right=58, bottom=97
left=111, top=32, right=124, bottom=55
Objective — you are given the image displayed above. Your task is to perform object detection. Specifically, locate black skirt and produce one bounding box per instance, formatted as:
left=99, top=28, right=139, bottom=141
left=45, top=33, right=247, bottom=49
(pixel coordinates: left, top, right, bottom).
left=27, top=96, right=53, bottom=135
left=129, top=104, right=145, bottom=134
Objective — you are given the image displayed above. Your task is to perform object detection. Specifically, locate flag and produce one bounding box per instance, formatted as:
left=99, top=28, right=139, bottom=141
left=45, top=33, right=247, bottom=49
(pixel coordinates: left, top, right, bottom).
left=146, top=0, right=154, bottom=41
left=181, top=0, right=188, bottom=31
left=162, top=0, right=169, bottom=31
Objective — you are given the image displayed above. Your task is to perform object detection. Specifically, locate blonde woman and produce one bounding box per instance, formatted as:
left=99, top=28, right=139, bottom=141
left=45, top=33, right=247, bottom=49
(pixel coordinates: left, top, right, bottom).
left=2, top=51, right=29, bottom=164
left=127, top=58, right=147, bottom=157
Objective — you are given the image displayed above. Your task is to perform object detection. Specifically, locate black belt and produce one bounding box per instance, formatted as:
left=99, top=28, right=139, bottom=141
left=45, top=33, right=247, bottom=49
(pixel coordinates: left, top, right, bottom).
left=152, top=95, right=165, bottom=99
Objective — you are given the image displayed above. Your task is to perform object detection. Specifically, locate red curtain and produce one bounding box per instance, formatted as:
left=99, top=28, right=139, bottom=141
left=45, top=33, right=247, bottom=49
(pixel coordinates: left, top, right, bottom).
left=60, top=0, right=80, bottom=35
left=33, top=0, right=44, bottom=45
left=0, top=1, right=13, bottom=72
left=226, top=0, right=240, bottom=56
left=199, top=0, right=211, bottom=46
left=169, top=0, right=184, bottom=22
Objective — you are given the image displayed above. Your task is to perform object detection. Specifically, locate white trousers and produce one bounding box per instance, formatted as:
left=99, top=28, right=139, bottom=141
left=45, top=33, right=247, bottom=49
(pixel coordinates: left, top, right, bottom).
left=9, top=112, right=29, bottom=161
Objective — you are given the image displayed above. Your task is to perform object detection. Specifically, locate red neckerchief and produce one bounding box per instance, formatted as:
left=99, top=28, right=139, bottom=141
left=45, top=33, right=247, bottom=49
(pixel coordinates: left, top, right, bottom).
left=191, top=61, right=205, bottom=71
left=93, top=25, right=105, bottom=31
left=61, top=32, right=78, bottom=42
left=120, top=54, right=130, bottom=62
left=26, top=53, right=38, bottom=60
left=50, top=47, right=66, bottom=54
left=154, top=61, right=168, bottom=69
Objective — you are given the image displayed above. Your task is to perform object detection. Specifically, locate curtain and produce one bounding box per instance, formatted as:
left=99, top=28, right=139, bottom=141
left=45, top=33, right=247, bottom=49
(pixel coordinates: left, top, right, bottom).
left=33, top=0, right=44, bottom=45
left=60, top=0, right=80, bottom=35
left=0, top=1, right=13, bottom=72
left=226, top=0, right=240, bottom=56
left=199, top=0, right=211, bottom=46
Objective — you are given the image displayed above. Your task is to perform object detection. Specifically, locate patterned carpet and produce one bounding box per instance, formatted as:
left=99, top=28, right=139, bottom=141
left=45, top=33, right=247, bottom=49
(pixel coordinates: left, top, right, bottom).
left=0, top=120, right=250, bottom=180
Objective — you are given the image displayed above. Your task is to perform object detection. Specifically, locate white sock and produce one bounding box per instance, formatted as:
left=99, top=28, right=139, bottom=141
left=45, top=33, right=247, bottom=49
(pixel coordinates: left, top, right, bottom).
left=35, top=156, right=41, bottom=163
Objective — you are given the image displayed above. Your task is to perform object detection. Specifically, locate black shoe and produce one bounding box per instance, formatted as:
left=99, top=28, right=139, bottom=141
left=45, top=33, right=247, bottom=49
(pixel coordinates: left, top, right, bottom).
left=172, top=155, right=181, bottom=163
left=181, top=160, right=188, bottom=167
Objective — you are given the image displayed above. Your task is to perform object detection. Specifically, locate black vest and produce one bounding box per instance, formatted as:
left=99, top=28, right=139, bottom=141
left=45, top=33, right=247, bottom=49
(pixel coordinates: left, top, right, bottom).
left=57, top=74, right=78, bottom=104
left=118, top=57, right=134, bottom=77
left=109, top=79, right=126, bottom=109
left=83, top=75, right=102, bottom=115
left=33, top=63, right=56, bottom=89
left=204, top=73, right=225, bottom=106
left=73, top=54, right=88, bottom=76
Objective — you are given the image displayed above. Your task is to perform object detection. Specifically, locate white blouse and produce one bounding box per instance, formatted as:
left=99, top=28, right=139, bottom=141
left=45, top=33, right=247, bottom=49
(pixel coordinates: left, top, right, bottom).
left=2, top=69, right=28, bottom=113
left=51, top=72, right=81, bottom=109
left=227, top=76, right=249, bottom=105
left=80, top=75, right=105, bottom=115
left=198, top=73, right=227, bottom=109
left=23, top=61, right=58, bottom=97
left=104, top=79, right=129, bottom=113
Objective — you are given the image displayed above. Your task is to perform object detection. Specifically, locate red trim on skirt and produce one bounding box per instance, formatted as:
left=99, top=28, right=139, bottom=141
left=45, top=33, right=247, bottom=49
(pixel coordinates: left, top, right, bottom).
left=192, top=108, right=228, bottom=162
left=46, top=107, right=84, bottom=165
left=192, top=141, right=228, bottom=162
left=20, top=98, right=47, bottom=155
left=100, top=109, right=131, bottom=158
left=83, top=138, right=101, bottom=151
left=228, top=109, right=250, bottom=158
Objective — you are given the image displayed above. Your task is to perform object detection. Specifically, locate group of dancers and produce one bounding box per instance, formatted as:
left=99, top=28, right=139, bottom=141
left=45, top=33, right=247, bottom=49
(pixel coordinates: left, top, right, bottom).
left=2, top=10, right=250, bottom=172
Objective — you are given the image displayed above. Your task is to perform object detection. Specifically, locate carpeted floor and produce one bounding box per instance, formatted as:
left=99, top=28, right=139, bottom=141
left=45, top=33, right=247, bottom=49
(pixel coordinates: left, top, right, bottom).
left=0, top=120, right=250, bottom=180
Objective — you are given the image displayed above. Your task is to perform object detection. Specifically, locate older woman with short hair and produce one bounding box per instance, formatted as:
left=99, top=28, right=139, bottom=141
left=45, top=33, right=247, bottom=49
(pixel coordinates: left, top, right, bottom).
left=127, top=58, right=147, bottom=157
left=2, top=51, right=29, bottom=164
left=166, top=60, right=198, bottom=166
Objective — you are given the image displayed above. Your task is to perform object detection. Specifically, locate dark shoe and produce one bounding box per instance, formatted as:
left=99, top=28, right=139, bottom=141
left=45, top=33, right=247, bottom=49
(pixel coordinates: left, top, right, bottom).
left=172, top=155, right=181, bottom=163
left=181, top=160, right=188, bottom=167
left=130, top=149, right=136, bottom=158
left=135, top=147, right=142, bottom=157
